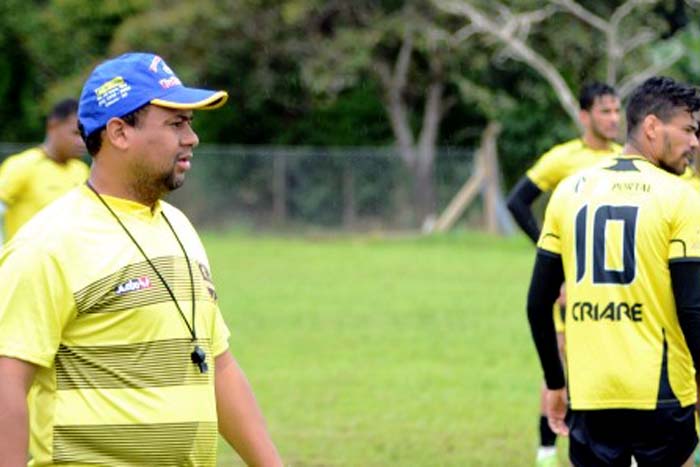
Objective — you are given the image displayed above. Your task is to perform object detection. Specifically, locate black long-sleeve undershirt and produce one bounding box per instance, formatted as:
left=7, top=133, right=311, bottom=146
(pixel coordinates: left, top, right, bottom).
left=527, top=249, right=566, bottom=390
left=670, top=261, right=700, bottom=374
left=529, top=256, right=700, bottom=391
left=506, top=176, right=543, bottom=244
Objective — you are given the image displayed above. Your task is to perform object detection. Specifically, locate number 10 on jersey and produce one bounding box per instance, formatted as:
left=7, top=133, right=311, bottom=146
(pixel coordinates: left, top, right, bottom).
left=575, top=205, right=639, bottom=285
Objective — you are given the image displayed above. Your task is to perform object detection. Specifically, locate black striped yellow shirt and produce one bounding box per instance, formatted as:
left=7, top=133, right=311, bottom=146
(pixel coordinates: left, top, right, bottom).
left=0, top=185, right=230, bottom=466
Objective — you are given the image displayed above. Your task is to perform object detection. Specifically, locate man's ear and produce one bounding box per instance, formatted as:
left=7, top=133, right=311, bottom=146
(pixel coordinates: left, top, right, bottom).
left=45, top=117, right=58, bottom=135
left=579, top=109, right=590, bottom=129
left=104, top=117, right=131, bottom=151
left=641, top=114, right=660, bottom=142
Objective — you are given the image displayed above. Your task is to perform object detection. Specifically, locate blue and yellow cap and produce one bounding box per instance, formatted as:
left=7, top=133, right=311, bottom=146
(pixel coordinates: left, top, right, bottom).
left=78, top=52, right=228, bottom=138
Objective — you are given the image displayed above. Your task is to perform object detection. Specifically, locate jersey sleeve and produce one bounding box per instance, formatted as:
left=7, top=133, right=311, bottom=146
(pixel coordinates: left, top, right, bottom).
left=0, top=155, right=31, bottom=204
left=537, top=184, right=565, bottom=255
left=0, top=241, right=75, bottom=367
left=526, top=146, right=569, bottom=192
left=204, top=260, right=230, bottom=357
left=211, top=307, right=231, bottom=357
left=668, top=186, right=700, bottom=262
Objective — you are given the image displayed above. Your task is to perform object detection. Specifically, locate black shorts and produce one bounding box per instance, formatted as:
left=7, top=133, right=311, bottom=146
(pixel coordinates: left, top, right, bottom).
left=568, top=406, right=697, bottom=467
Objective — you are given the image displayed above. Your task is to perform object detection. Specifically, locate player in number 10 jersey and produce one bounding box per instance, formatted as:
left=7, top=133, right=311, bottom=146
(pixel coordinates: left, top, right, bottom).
left=527, top=77, right=700, bottom=466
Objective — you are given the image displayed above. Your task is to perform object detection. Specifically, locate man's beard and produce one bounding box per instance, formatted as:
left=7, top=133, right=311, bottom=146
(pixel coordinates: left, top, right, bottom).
left=659, top=135, right=689, bottom=175
left=132, top=161, right=185, bottom=205
left=160, top=168, right=185, bottom=191
left=591, top=121, right=616, bottom=143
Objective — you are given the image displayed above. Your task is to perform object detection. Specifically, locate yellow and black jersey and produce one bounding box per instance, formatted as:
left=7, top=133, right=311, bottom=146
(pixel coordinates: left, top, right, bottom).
left=527, top=138, right=622, bottom=192
left=680, top=165, right=700, bottom=192
left=0, top=147, right=89, bottom=240
left=538, top=156, right=700, bottom=410
left=0, top=185, right=229, bottom=466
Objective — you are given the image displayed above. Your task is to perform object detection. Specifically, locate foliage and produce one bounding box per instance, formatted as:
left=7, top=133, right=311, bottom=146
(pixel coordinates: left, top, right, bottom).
left=0, top=0, right=698, bottom=192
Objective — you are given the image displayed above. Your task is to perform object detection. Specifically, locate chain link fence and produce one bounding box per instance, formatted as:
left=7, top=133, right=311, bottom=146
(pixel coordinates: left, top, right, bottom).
left=0, top=143, right=479, bottom=231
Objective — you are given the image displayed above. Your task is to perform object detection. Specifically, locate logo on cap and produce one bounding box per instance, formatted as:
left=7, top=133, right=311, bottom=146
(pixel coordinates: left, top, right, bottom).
left=94, top=76, right=131, bottom=108
left=148, top=55, right=174, bottom=75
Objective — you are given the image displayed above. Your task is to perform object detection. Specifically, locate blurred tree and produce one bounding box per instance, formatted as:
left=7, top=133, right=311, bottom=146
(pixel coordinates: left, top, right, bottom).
left=435, top=0, right=691, bottom=129
left=0, top=0, right=151, bottom=140
left=431, top=0, right=699, bottom=195
left=296, top=0, right=496, bottom=226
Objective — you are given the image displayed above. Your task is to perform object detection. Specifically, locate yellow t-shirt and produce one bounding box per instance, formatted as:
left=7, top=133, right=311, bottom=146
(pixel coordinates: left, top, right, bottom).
left=527, top=139, right=622, bottom=333
left=0, top=185, right=230, bottom=466
left=539, top=156, right=700, bottom=410
left=527, top=138, right=622, bottom=192
left=0, top=147, right=89, bottom=240
left=680, top=165, right=700, bottom=192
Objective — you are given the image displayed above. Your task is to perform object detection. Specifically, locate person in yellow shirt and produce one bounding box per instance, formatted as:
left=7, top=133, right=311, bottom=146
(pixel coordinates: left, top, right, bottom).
left=680, top=120, right=700, bottom=191
left=0, top=99, right=88, bottom=244
left=681, top=124, right=700, bottom=466
left=506, top=82, right=622, bottom=466
left=528, top=76, right=700, bottom=466
left=0, top=53, right=282, bottom=466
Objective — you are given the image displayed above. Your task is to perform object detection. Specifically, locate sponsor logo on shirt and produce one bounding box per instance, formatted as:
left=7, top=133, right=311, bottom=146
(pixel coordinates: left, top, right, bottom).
left=197, top=263, right=218, bottom=301
left=571, top=301, right=643, bottom=322
left=114, top=276, right=152, bottom=296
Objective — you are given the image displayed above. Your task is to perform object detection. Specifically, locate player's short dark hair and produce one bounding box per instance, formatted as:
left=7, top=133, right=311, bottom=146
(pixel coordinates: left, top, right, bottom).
left=80, top=104, right=149, bottom=157
left=579, top=82, right=617, bottom=111
left=625, top=76, right=700, bottom=137
left=48, top=98, right=78, bottom=121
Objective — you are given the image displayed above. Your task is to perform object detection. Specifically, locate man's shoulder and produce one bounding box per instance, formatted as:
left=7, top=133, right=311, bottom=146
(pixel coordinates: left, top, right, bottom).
left=538, top=138, right=583, bottom=160
left=0, top=147, right=45, bottom=171
left=11, top=188, right=93, bottom=246
left=67, top=157, right=90, bottom=173
left=160, top=201, right=200, bottom=236
left=160, top=200, right=190, bottom=223
left=555, top=158, right=693, bottom=197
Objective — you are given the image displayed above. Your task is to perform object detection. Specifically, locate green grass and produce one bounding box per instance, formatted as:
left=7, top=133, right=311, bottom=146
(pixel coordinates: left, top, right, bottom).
left=203, top=231, right=552, bottom=466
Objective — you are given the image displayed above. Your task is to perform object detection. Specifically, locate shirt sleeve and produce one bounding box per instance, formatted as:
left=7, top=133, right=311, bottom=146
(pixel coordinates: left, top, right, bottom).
left=0, top=155, right=30, bottom=204
left=211, top=308, right=231, bottom=357
left=537, top=185, right=564, bottom=255
left=668, top=186, right=700, bottom=261
left=0, top=241, right=75, bottom=367
left=526, top=146, right=568, bottom=193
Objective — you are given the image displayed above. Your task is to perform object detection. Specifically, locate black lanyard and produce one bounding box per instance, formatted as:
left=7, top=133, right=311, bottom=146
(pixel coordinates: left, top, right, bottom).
left=86, top=183, right=208, bottom=373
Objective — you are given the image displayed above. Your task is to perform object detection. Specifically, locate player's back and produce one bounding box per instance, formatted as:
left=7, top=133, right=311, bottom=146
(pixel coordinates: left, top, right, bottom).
left=539, top=156, right=700, bottom=411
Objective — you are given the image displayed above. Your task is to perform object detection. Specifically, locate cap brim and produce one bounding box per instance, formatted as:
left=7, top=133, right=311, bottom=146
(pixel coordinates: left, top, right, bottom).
left=150, top=87, right=228, bottom=110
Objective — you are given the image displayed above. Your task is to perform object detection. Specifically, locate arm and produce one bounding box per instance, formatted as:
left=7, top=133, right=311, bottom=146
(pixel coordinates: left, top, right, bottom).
left=506, top=176, right=543, bottom=244
left=215, top=351, right=282, bottom=467
left=0, top=357, right=36, bottom=467
left=527, top=249, right=566, bottom=388
left=527, top=250, right=568, bottom=435
left=670, top=261, right=700, bottom=375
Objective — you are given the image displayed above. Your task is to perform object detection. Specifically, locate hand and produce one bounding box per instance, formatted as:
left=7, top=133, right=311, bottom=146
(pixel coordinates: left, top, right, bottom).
left=556, top=282, right=566, bottom=307
left=546, top=387, right=569, bottom=436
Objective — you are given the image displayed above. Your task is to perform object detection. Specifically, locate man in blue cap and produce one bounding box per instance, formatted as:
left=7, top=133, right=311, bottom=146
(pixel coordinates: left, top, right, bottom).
left=0, top=53, right=282, bottom=466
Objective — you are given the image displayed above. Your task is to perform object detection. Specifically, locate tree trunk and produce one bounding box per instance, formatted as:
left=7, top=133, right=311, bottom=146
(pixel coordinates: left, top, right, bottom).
left=412, top=160, right=437, bottom=227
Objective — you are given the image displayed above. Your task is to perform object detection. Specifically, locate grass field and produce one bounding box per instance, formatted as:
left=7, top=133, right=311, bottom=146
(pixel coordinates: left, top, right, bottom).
left=204, top=230, right=551, bottom=466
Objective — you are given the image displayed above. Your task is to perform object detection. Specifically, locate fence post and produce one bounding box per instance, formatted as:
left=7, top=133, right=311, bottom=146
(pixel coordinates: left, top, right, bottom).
left=342, top=158, right=356, bottom=228
left=272, top=152, right=287, bottom=224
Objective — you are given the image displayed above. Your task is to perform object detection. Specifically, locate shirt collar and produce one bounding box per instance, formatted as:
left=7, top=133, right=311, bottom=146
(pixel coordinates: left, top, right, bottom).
left=81, top=185, right=163, bottom=220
